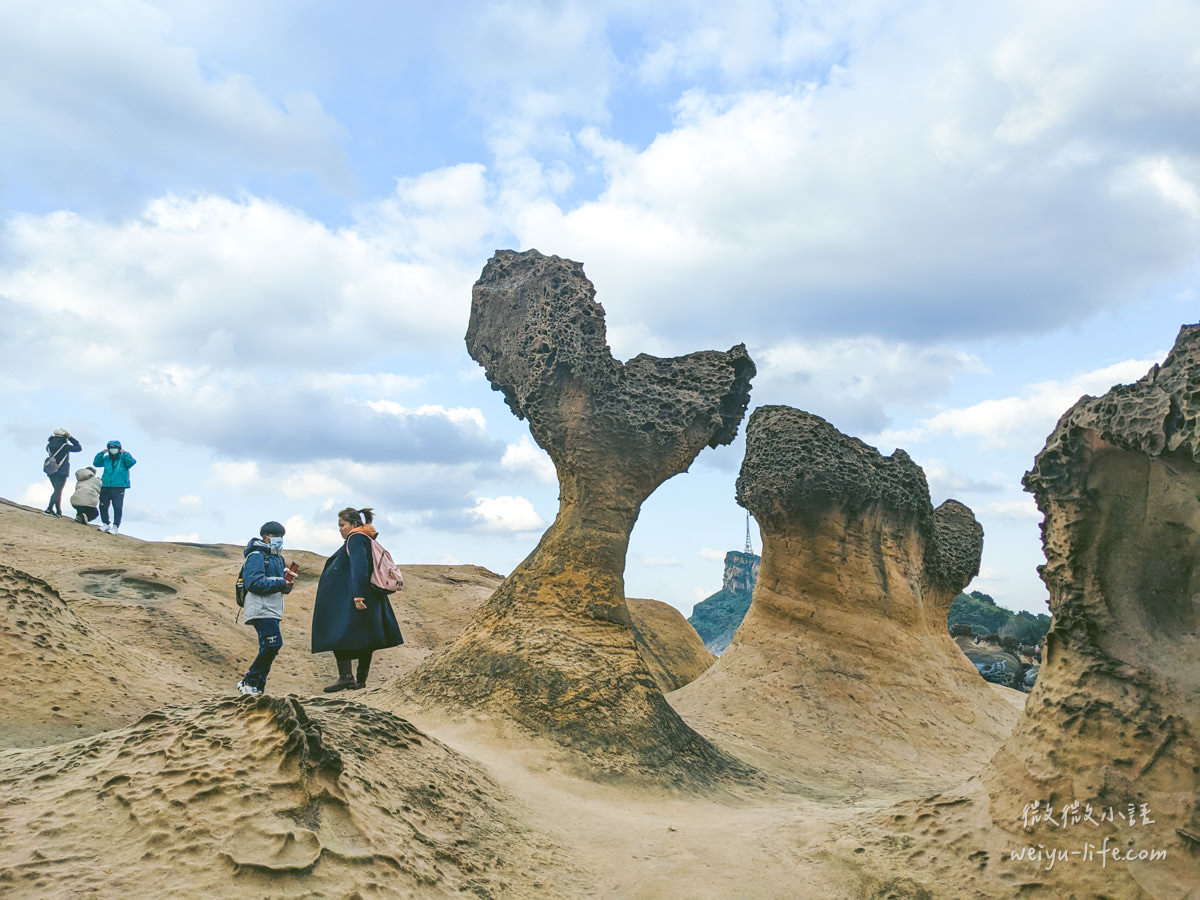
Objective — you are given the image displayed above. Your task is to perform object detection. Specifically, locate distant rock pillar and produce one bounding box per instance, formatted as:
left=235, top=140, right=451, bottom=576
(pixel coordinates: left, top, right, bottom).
left=398, top=249, right=755, bottom=775
left=986, top=324, right=1200, bottom=888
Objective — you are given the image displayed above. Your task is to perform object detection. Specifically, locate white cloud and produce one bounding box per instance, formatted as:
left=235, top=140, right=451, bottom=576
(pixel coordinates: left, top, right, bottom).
left=280, top=471, right=349, bottom=500
left=643, top=557, right=683, bottom=567
left=1, top=195, right=469, bottom=380
left=1144, top=156, right=1200, bottom=219
left=366, top=402, right=488, bottom=435
left=753, top=337, right=988, bottom=434
left=983, top=497, right=1042, bottom=521
left=17, top=481, right=50, bottom=509
left=880, top=357, right=1159, bottom=450
left=698, top=547, right=726, bottom=562
left=0, top=0, right=348, bottom=204
left=467, top=495, right=546, bottom=533
left=210, top=461, right=260, bottom=490
left=281, top=513, right=341, bottom=555
left=500, top=436, right=557, bottom=484
left=921, top=462, right=1003, bottom=500
left=502, top=2, right=1200, bottom=346
left=163, top=533, right=201, bottom=543
left=177, top=495, right=205, bottom=513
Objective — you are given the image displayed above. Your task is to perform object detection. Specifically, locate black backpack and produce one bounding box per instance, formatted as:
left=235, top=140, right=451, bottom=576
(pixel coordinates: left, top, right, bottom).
left=234, top=563, right=248, bottom=622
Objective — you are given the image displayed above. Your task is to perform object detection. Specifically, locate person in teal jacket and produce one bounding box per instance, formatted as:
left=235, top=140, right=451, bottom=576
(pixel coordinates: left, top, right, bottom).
left=93, top=440, right=136, bottom=534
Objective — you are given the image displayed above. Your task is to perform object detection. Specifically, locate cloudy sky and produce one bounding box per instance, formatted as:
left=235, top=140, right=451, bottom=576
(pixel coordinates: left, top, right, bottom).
left=3, top=0, right=1197, bottom=617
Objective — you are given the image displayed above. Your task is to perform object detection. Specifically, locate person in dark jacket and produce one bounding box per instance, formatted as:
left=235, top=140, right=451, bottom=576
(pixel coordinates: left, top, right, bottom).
left=43, top=428, right=82, bottom=517
left=312, top=506, right=403, bottom=691
left=236, top=521, right=295, bottom=696
left=93, top=440, right=136, bottom=534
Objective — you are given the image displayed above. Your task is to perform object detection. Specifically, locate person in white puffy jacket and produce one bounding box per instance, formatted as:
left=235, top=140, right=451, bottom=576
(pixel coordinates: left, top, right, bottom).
left=69, top=467, right=102, bottom=524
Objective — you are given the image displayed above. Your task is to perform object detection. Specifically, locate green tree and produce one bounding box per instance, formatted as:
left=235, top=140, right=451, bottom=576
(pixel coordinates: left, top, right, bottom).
left=947, top=593, right=1010, bottom=634
left=999, top=612, right=1051, bottom=645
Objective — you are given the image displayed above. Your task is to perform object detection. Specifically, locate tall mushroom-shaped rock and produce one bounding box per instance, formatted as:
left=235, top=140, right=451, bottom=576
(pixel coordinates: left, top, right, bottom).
left=981, top=323, right=1200, bottom=894
left=671, top=406, right=1020, bottom=795
left=394, top=250, right=755, bottom=775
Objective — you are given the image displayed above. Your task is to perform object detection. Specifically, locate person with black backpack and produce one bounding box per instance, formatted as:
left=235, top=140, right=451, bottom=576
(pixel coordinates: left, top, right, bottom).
left=236, top=521, right=297, bottom=697
left=42, top=428, right=82, bottom=517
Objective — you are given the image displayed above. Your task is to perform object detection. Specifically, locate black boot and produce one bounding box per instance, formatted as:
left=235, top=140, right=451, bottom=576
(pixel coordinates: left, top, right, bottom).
left=324, top=658, right=357, bottom=692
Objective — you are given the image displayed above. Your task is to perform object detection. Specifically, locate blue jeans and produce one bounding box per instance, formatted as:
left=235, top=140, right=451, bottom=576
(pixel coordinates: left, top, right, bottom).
left=243, top=618, right=282, bottom=691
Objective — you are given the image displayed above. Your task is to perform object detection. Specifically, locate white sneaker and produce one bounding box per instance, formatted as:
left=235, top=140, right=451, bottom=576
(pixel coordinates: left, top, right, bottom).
left=97, top=523, right=110, bottom=533
left=236, top=680, right=260, bottom=696
left=110, top=525, right=119, bottom=535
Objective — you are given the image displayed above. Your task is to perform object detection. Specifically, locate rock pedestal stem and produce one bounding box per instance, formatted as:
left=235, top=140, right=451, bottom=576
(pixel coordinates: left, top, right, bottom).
left=397, top=250, right=755, bottom=777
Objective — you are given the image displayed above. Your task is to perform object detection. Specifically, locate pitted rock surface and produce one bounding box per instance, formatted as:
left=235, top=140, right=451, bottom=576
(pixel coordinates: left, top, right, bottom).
left=467, top=249, right=754, bottom=494
left=672, top=405, right=1015, bottom=795
left=0, top=695, right=576, bottom=897
left=979, top=323, right=1200, bottom=896
left=735, top=406, right=930, bottom=530
left=925, top=499, right=985, bottom=602
left=393, top=249, right=755, bottom=781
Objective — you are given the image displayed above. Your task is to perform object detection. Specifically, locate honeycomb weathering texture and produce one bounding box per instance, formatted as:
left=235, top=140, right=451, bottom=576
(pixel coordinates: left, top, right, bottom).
left=672, top=405, right=1012, bottom=795
left=976, top=323, right=1200, bottom=896
left=467, top=249, right=755, bottom=494
left=392, top=249, right=756, bottom=780
left=735, top=405, right=932, bottom=529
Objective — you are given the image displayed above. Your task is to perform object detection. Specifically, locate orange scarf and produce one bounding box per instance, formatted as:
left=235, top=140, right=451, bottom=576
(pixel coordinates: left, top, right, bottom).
left=345, top=524, right=378, bottom=540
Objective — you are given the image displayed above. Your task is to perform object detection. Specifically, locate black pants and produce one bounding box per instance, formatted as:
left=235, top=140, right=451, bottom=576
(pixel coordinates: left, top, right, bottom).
left=73, top=505, right=99, bottom=523
left=46, top=472, right=69, bottom=515
left=99, top=486, right=126, bottom=527
left=334, top=649, right=374, bottom=685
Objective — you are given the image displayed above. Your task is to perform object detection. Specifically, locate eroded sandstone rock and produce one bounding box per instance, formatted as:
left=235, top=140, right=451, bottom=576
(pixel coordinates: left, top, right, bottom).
left=981, top=323, right=1200, bottom=895
left=670, top=406, right=1020, bottom=795
left=393, top=250, right=754, bottom=778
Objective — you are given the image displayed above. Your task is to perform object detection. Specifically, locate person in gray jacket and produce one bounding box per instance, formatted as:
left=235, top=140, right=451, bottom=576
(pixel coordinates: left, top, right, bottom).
left=236, top=521, right=295, bottom=696
left=69, top=466, right=102, bottom=523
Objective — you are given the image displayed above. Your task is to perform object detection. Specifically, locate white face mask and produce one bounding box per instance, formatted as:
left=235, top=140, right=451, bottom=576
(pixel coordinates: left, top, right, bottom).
left=108, top=447, right=120, bottom=456
left=268, top=536, right=283, bottom=552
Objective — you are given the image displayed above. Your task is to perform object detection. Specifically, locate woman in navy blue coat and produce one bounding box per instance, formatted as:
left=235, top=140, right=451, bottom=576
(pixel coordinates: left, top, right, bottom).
left=311, top=506, right=403, bottom=691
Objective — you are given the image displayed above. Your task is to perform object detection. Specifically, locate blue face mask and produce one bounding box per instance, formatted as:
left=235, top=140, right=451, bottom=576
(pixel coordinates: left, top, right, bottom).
left=267, top=536, right=283, bottom=552
left=108, top=447, right=120, bottom=456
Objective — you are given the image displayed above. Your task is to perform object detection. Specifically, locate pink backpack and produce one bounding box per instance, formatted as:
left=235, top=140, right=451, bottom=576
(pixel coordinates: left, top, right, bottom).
left=366, top=537, right=404, bottom=593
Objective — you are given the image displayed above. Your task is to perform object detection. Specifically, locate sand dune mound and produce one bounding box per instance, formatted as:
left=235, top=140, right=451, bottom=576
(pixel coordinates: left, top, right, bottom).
left=671, top=406, right=1021, bottom=797
left=0, top=694, right=575, bottom=898
left=394, top=249, right=754, bottom=780
left=627, top=596, right=715, bottom=693
left=0, top=563, right=200, bottom=747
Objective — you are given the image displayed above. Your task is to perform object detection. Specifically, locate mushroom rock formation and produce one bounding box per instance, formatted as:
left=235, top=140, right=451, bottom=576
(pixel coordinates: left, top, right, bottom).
left=670, top=406, right=1021, bottom=795
left=393, top=249, right=755, bottom=776
left=981, top=323, right=1200, bottom=895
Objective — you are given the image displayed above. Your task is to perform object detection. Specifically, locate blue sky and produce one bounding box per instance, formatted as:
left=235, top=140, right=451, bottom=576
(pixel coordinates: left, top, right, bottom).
left=3, top=0, right=1198, bottom=617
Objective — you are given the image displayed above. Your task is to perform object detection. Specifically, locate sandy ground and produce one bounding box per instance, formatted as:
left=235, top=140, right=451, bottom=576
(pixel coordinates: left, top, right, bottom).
left=0, top=499, right=1048, bottom=898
